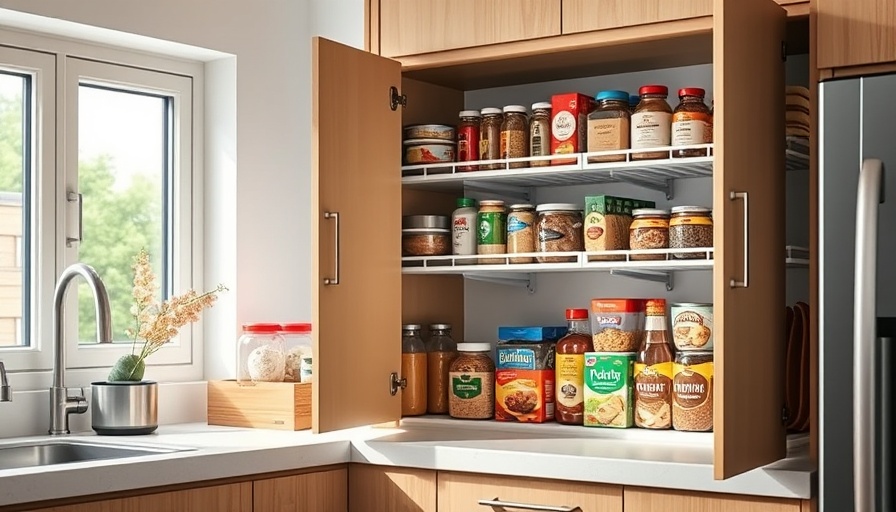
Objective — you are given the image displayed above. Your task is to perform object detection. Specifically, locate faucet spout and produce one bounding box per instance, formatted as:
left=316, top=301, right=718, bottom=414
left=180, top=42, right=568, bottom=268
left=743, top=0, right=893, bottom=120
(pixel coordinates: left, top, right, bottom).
left=50, top=263, right=113, bottom=435
left=1, top=361, right=10, bottom=402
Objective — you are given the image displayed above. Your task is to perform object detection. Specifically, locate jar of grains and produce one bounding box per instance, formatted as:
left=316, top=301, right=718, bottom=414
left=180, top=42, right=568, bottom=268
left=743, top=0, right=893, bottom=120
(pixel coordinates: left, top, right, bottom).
left=669, top=206, right=713, bottom=259
left=630, top=208, right=670, bottom=260
left=529, top=102, right=552, bottom=167
left=671, top=88, right=712, bottom=158
left=672, top=351, right=713, bottom=432
left=631, top=85, right=672, bottom=160
left=501, top=105, right=529, bottom=168
left=479, top=108, right=503, bottom=170
left=449, top=343, right=496, bottom=420
left=401, top=324, right=427, bottom=416
left=457, top=110, right=481, bottom=171
left=536, top=203, right=584, bottom=263
left=237, top=323, right=286, bottom=384
left=507, top=204, right=536, bottom=263
left=587, top=90, right=631, bottom=163
left=477, top=200, right=507, bottom=264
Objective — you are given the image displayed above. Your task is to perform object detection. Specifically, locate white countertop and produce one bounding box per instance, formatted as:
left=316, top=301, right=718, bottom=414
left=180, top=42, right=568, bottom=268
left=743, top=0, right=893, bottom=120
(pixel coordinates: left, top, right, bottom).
left=0, top=419, right=815, bottom=507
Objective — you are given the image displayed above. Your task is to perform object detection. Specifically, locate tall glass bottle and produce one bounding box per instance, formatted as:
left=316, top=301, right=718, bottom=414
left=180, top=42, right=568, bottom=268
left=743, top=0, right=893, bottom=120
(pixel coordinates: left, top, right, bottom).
left=634, top=299, right=674, bottom=429
left=426, top=324, right=458, bottom=414
left=401, top=324, right=427, bottom=416
left=555, top=308, right=594, bottom=425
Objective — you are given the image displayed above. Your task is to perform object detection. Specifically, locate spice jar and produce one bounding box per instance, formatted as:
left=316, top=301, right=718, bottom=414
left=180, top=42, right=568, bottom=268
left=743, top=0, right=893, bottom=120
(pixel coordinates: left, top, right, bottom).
left=536, top=203, right=584, bottom=263
left=457, top=110, right=481, bottom=171
left=634, top=299, right=674, bottom=430
left=529, top=102, right=551, bottom=167
left=426, top=323, right=458, bottom=414
left=673, top=351, right=713, bottom=432
left=507, top=203, right=536, bottom=264
left=629, top=208, right=670, bottom=261
left=477, top=200, right=507, bottom=264
left=501, top=105, right=529, bottom=169
left=671, top=88, right=712, bottom=157
left=669, top=206, right=713, bottom=259
left=237, top=323, right=286, bottom=384
left=280, top=323, right=312, bottom=382
left=449, top=343, right=495, bottom=420
left=401, top=324, right=427, bottom=416
left=479, top=108, right=503, bottom=170
left=628, top=95, right=640, bottom=115
left=587, top=90, right=631, bottom=163
left=631, top=85, right=672, bottom=160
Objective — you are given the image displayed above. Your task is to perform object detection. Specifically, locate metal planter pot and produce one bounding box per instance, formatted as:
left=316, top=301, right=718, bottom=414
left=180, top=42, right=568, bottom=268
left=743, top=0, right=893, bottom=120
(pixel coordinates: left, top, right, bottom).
left=91, top=381, right=158, bottom=435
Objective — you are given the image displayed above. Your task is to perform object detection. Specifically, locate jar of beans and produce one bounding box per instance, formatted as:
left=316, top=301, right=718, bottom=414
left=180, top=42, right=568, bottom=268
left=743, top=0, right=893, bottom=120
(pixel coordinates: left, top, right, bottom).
left=479, top=108, right=503, bottom=170
left=457, top=110, right=481, bottom=171
left=449, top=343, right=495, bottom=420
left=669, top=206, right=713, bottom=259
left=507, top=204, right=536, bottom=264
left=501, top=105, right=529, bottom=169
left=536, top=204, right=584, bottom=263
left=630, top=208, right=670, bottom=260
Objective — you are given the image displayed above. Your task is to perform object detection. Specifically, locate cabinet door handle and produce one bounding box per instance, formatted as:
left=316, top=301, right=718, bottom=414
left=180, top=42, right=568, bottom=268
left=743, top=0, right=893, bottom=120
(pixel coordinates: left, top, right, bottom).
left=729, top=191, right=749, bottom=288
left=323, top=211, right=339, bottom=285
left=477, top=498, right=581, bottom=511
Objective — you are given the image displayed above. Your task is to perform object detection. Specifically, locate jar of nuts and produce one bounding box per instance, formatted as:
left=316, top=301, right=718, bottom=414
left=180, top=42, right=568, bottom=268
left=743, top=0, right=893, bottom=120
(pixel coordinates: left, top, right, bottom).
left=501, top=105, right=529, bottom=169
left=449, top=343, right=495, bottom=420
left=669, top=206, right=713, bottom=259
left=630, top=208, right=670, bottom=261
left=535, top=203, right=584, bottom=263
left=507, top=204, right=536, bottom=264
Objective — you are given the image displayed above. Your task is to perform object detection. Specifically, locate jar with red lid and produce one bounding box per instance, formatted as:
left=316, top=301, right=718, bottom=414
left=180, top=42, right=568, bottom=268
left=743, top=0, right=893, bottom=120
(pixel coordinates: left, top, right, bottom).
left=280, top=323, right=312, bottom=382
left=631, top=85, right=672, bottom=161
left=457, top=110, right=481, bottom=171
left=237, top=323, right=286, bottom=384
left=671, top=87, right=712, bottom=157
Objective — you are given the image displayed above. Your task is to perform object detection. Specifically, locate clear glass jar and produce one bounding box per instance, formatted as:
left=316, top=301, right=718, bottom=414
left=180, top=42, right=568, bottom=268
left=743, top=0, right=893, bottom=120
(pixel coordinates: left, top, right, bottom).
left=402, top=324, right=427, bottom=416
left=535, top=203, right=584, bottom=263
left=479, top=108, right=503, bottom=170
left=457, top=110, right=481, bottom=171
left=669, top=206, right=713, bottom=259
left=426, top=323, right=458, bottom=414
left=529, top=102, right=551, bottom=167
left=477, top=200, right=507, bottom=264
left=507, top=203, right=536, bottom=264
left=631, top=85, right=672, bottom=160
left=629, top=94, right=640, bottom=115
left=587, top=90, right=631, bottom=163
left=501, top=105, right=529, bottom=169
left=280, top=323, right=312, bottom=382
left=237, top=323, right=286, bottom=384
left=671, top=87, right=712, bottom=157
left=449, top=343, right=496, bottom=420
left=629, top=208, right=670, bottom=261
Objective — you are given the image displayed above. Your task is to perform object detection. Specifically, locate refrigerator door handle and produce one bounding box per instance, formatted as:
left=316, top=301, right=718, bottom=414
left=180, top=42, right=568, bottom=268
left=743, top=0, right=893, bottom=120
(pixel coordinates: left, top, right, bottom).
left=854, top=158, right=884, bottom=512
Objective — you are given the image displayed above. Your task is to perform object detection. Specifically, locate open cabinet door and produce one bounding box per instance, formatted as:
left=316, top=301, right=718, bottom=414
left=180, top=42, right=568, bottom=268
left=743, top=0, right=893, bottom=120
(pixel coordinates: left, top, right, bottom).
left=712, top=0, right=787, bottom=478
left=312, top=37, right=403, bottom=433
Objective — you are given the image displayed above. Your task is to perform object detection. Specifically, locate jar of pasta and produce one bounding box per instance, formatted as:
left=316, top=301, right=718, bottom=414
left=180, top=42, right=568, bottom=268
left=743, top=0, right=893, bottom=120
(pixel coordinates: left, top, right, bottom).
left=479, top=108, right=503, bottom=170
left=536, top=204, right=584, bottom=263
left=629, top=208, right=669, bottom=260
left=671, top=88, right=712, bottom=157
left=631, top=85, right=672, bottom=160
left=501, top=105, right=529, bottom=169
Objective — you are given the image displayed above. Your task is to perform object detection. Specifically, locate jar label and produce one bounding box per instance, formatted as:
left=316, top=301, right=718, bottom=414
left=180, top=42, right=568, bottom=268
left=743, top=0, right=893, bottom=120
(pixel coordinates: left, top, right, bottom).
left=556, top=354, right=585, bottom=409
left=478, top=212, right=506, bottom=245
left=670, top=215, right=712, bottom=227
left=630, top=218, right=669, bottom=229
left=672, top=112, right=712, bottom=146
left=587, top=118, right=630, bottom=153
left=634, top=361, right=673, bottom=428
left=451, top=372, right=484, bottom=399
left=479, top=139, right=490, bottom=160
left=507, top=215, right=531, bottom=234
left=531, top=121, right=549, bottom=156
left=631, top=111, right=672, bottom=149
left=673, top=361, right=713, bottom=408
left=552, top=110, right=577, bottom=141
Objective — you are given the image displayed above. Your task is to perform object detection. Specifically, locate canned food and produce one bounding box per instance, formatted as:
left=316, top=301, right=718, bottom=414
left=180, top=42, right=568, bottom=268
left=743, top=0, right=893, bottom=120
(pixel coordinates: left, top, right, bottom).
left=670, top=302, right=713, bottom=351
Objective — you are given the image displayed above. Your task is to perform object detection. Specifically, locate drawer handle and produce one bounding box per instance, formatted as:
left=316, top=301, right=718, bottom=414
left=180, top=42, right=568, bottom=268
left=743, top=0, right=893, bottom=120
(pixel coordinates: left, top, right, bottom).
left=323, top=211, right=339, bottom=285
left=729, top=191, right=749, bottom=288
left=478, top=498, right=581, bottom=511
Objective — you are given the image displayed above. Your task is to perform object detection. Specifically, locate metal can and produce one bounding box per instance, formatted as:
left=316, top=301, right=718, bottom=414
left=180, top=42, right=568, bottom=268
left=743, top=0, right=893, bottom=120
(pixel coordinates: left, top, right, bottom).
left=477, top=200, right=506, bottom=264
left=670, top=302, right=713, bottom=352
left=672, top=351, right=713, bottom=432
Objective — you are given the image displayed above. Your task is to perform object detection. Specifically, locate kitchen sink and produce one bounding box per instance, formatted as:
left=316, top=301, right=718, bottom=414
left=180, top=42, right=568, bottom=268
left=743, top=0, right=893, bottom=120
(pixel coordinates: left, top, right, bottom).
left=0, top=440, right=188, bottom=471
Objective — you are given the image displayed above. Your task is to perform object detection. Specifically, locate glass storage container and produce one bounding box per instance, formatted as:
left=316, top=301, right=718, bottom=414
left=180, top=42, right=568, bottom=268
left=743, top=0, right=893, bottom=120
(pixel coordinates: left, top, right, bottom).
left=449, top=343, right=496, bottom=420
left=507, top=203, right=536, bottom=264
left=529, top=102, right=551, bottom=167
left=587, top=90, right=631, bottom=163
left=457, top=110, right=481, bottom=171
left=237, top=323, right=286, bottom=384
left=671, top=87, right=712, bottom=157
left=631, top=85, right=672, bottom=160
left=501, top=105, right=529, bottom=168
left=479, top=108, right=503, bottom=170
left=669, top=206, right=713, bottom=259
left=535, top=203, right=584, bottom=263
left=629, top=208, right=670, bottom=260
left=280, top=323, right=312, bottom=382
left=402, top=324, right=427, bottom=416
left=426, top=323, right=458, bottom=414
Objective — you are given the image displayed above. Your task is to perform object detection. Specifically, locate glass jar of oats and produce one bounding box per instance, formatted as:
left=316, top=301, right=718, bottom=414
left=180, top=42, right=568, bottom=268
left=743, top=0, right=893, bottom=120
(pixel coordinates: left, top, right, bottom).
left=507, top=204, right=536, bottom=264
left=629, top=208, right=670, bottom=261
left=449, top=343, right=495, bottom=420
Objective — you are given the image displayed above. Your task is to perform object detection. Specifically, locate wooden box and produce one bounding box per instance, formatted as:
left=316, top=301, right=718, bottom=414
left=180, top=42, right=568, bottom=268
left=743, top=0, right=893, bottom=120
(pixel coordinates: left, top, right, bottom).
left=207, top=380, right=312, bottom=431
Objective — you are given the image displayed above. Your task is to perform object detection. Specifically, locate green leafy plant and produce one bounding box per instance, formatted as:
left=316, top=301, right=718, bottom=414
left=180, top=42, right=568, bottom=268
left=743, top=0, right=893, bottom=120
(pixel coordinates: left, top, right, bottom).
left=108, top=249, right=227, bottom=382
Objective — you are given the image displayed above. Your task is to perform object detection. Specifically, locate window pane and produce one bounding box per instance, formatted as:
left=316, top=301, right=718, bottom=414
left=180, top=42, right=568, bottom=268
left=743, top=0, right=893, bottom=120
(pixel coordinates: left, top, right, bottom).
left=0, top=71, right=29, bottom=348
left=77, top=84, right=168, bottom=344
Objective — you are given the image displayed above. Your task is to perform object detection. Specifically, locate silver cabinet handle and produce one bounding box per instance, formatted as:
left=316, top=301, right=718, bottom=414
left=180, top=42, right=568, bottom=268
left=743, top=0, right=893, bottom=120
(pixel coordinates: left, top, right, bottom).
left=729, top=191, right=749, bottom=288
left=478, top=499, right=581, bottom=511
left=323, top=211, right=339, bottom=285
left=66, top=191, right=83, bottom=247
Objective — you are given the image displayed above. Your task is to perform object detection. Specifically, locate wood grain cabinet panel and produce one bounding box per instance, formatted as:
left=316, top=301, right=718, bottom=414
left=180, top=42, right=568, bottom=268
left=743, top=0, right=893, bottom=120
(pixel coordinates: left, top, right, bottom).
left=379, top=0, right=561, bottom=57
left=623, top=487, right=802, bottom=512
left=561, top=0, right=711, bottom=35
left=24, top=483, right=252, bottom=512
left=348, top=464, right=436, bottom=512
left=254, top=469, right=348, bottom=512
left=817, top=0, right=896, bottom=69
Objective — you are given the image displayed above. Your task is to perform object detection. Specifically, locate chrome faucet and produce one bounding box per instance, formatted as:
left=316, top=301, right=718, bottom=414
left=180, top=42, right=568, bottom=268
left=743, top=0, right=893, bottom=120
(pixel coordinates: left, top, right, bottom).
left=1, top=360, right=10, bottom=402
left=50, top=263, right=113, bottom=435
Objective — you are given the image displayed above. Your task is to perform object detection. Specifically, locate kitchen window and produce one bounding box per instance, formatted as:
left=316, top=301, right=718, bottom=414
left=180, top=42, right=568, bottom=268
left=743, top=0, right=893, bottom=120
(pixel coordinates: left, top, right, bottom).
left=0, top=32, right=203, bottom=383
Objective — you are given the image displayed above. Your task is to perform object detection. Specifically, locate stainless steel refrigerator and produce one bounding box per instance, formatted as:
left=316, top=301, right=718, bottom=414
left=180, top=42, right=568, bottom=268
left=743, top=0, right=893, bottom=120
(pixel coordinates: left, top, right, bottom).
left=820, top=75, right=895, bottom=512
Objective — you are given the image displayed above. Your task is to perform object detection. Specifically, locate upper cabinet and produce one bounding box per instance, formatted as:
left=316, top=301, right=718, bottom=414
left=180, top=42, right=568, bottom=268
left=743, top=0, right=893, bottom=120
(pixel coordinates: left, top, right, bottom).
left=817, top=0, right=896, bottom=71
left=377, top=0, right=561, bottom=57
left=561, top=0, right=712, bottom=35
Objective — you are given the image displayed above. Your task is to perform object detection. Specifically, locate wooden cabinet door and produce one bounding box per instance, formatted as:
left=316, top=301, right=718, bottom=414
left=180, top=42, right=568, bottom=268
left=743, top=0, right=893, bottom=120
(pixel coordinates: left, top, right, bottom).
left=437, top=471, right=622, bottom=512
left=712, top=0, right=787, bottom=479
left=561, top=0, right=712, bottom=35
left=312, top=37, right=403, bottom=433
left=26, top=483, right=252, bottom=512
left=623, top=487, right=803, bottom=512
left=348, top=464, right=436, bottom=512
left=378, top=0, right=561, bottom=58
left=254, top=468, right=348, bottom=512
left=817, top=0, right=896, bottom=70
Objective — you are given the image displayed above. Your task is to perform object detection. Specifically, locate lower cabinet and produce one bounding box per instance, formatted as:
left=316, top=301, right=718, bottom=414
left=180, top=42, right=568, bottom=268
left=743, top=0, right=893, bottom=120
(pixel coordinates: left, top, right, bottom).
left=254, top=468, right=348, bottom=512
left=622, top=487, right=807, bottom=512
left=23, top=482, right=253, bottom=512
left=348, top=465, right=436, bottom=512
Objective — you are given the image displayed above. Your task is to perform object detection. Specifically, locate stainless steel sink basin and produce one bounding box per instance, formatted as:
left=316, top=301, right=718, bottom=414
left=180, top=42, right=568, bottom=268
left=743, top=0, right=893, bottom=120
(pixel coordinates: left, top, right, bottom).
left=0, top=440, right=186, bottom=471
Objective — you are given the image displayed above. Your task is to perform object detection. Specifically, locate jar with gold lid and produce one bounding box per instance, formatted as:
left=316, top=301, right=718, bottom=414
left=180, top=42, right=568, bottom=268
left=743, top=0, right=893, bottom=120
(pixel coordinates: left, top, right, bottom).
left=629, top=208, right=669, bottom=260
left=669, top=206, right=713, bottom=259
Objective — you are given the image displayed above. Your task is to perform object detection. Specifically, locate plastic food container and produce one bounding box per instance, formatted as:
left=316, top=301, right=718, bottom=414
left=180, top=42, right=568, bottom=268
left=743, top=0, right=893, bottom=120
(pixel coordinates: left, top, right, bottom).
left=403, top=124, right=456, bottom=141
left=404, top=139, right=456, bottom=165
left=402, top=228, right=451, bottom=256
left=590, top=299, right=646, bottom=352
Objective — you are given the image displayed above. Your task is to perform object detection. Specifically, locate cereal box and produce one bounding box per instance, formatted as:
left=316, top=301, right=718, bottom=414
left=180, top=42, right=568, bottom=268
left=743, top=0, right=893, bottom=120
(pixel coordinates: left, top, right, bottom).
left=551, top=92, right=593, bottom=165
left=584, top=352, right=634, bottom=428
left=495, top=342, right=555, bottom=423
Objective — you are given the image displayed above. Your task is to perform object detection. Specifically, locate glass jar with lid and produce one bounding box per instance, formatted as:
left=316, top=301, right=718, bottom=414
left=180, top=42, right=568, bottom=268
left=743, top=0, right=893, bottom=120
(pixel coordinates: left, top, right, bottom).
left=671, top=87, right=712, bottom=158
left=529, top=102, right=551, bottom=167
left=535, top=203, right=584, bottom=263
left=631, top=85, right=673, bottom=160
left=237, top=323, right=286, bottom=384
left=448, top=343, right=496, bottom=420
left=628, top=94, right=640, bottom=115
left=426, top=323, right=458, bottom=414
left=280, top=323, right=312, bottom=382
left=457, top=110, right=481, bottom=171
left=401, top=324, right=427, bottom=416
left=669, top=206, right=713, bottom=259
left=501, top=105, right=529, bottom=168
left=477, top=200, right=507, bottom=264
left=587, top=90, right=631, bottom=163
left=479, top=108, right=503, bottom=170
left=629, top=208, right=670, bottom=260
left=507, top=203, right=536, bottom=264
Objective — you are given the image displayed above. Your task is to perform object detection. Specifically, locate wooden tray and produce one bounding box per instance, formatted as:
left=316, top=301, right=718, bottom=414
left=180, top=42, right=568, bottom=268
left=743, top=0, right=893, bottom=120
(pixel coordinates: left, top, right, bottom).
left=207, top=380, right=311, bottom=431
